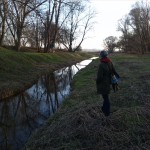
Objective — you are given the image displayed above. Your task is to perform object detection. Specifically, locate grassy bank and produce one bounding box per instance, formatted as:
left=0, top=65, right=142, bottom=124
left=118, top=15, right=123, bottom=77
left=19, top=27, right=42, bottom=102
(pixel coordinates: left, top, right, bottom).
left=25, top=53, right=150, bottom=150
left=0, top=47, right=96, bottom=100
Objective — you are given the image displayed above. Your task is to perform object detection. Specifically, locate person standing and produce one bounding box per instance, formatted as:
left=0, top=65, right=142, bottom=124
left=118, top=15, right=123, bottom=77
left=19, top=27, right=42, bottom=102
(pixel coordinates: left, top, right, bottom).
left=96, top=50, right=119, bottom=116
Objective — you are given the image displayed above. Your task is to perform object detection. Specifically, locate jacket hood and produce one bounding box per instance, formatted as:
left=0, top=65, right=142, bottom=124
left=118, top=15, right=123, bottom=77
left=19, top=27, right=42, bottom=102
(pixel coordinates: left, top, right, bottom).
left=101, top=57, right=111, bottom=63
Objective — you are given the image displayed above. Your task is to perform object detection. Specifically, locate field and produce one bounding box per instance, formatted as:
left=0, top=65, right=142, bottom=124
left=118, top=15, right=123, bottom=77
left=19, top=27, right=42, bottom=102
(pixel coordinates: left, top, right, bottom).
left=25, top=53, right=150, bottom=150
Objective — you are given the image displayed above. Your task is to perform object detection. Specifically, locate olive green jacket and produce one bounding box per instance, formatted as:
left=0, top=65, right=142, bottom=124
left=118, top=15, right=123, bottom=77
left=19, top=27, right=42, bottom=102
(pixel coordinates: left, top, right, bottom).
left=96, top=62, right=112, bottom=94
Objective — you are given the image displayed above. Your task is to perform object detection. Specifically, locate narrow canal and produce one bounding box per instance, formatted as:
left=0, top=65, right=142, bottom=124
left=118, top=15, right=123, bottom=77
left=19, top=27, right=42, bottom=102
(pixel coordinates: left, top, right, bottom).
left=0, top=58, right=95, bottom=150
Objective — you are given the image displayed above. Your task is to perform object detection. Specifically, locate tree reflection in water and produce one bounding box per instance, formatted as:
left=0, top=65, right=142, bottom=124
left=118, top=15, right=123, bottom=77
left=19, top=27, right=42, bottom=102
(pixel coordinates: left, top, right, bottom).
left=0, top=59, right=93, bottom=150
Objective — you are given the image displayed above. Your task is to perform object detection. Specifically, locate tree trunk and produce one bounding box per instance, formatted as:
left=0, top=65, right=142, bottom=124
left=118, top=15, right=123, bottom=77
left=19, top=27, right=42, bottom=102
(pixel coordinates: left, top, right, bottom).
left=0, top=21, right=5, bottom=46
left=0, top=0, right=7, bottom=46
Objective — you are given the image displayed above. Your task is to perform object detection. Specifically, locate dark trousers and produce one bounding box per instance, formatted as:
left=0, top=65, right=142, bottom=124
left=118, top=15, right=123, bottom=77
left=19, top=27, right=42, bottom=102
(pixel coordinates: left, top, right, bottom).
left=101, top=94, right=110, bottom=116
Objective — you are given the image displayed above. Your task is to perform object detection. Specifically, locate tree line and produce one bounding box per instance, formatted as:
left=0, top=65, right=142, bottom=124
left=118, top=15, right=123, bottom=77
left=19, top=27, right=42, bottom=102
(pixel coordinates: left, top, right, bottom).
left=104, top=0, right=150, bottom=54
left=0, top=0, right=95, bottom=52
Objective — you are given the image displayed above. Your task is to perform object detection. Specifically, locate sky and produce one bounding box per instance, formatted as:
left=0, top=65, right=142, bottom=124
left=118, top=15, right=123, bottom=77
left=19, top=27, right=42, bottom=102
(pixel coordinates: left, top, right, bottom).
left=81, top=0, right=141, bottom=50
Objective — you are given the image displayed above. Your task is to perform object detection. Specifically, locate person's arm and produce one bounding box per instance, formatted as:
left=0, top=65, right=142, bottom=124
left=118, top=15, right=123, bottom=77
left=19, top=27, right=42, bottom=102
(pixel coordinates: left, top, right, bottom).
left=96, top=64, right=103, bottom=84
left=111, top=62, right=120, bottom=79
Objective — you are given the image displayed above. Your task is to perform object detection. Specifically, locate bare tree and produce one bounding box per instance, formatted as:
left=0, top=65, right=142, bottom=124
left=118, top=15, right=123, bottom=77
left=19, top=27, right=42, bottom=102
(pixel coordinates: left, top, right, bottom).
left=60, top=0, right=95, bottom=52
left=118, top=15, right=132, bottom=52
left=6, top=0, right=47, bottom=51
left=103, top=36, right=117, bottom=53
left=0, top=0, right=95, bottom=53
left=0, top=0, right=8, bottom=46
left=51, top=0, right=62, bottom=50
left=118, top=0, right=150, bottom=54
left=131, top=1, right=150, bottom=53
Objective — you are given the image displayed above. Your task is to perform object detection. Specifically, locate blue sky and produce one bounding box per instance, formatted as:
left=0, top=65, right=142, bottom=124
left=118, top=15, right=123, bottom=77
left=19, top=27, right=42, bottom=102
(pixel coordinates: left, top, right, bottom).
left=82, top=0, right=143, bottom=50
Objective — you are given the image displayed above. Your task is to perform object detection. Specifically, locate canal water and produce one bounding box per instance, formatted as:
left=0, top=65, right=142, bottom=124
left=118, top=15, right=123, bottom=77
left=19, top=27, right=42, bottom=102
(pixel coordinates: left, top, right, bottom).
left=0, top=58, right=95, bottom=150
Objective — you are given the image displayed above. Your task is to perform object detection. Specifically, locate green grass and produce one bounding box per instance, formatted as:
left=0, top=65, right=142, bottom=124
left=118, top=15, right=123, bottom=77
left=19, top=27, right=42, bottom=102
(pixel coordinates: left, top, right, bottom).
left=25, top=53, right=150, bottom=150
left=0, top=47, right=96, bottom=99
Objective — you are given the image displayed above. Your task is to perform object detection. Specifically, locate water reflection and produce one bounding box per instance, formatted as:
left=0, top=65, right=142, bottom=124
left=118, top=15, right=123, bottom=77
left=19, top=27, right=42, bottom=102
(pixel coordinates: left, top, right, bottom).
left=0, top=59, right=93, bottom=150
